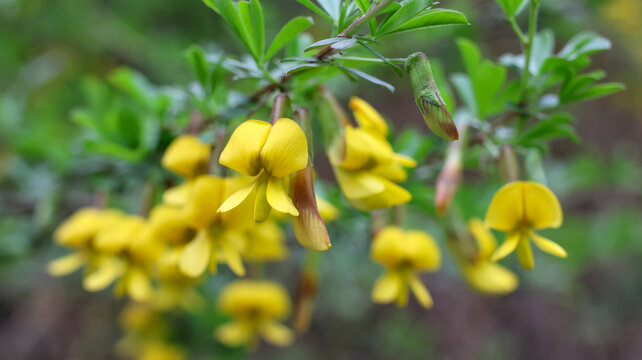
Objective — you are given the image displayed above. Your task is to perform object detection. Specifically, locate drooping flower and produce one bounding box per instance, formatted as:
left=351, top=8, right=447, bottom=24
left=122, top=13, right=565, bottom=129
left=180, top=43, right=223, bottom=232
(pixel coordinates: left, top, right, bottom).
left=485, top=181, right=566, bottom=269
left=370, top=226, right=441, bottom=308
left=177, top=175, right=255, bottom=278
left=218, top=118, right=308, bottom=222
left=327, top=96, right=416, bottom=210
left=215, top=280, right=294, bottom=348
left=161, top=134, right=211, bottom=179
left=453, top=219, right=518, bottom=295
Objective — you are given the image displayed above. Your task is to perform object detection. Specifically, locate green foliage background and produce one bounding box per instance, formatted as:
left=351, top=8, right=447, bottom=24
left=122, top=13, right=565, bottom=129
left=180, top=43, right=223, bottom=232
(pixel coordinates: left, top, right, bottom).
left=1, top=0, right=641, bottom=359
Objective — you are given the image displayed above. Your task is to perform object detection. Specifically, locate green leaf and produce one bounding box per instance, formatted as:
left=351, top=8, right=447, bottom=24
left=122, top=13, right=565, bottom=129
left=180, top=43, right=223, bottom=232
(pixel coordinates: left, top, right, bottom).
left=296, top=0, right=334, bottom=23
left=378, top=9, right=468, bottom=37
left=336, top=65, right=395, bottom=92
left=265, top=17, right=314, bottom=61
left=356, top=40, right=403, bottom=77
left=210, top=0, right=256, bottom=60
left=494, top=0, right=527, bottom=18
left=331, top=38, right=357, bottom=50
left=562, top=82, right=625, bottom=104
left=83, top=140, right=146, bottom=163
left=185, top=45, right=209, bottom=90
left=559, top=31, right=611, bottom=61
left=108, top=68, right=156, bottom=107
left=529, top=29, right=554, bottom=75
left=317, top=0, right=341, bottom=21
left=355, top=0, right=370, bottom=13
left=304, top=37, right=343, bottom=51
left=457, top=38, right=481, bottom=76
left=202, top=0, right=219, bottom=12
left=450, top=73, right=477, bottom=115
left=376, top=0, right=434, bottom=36
left=238, top=0, right=259, bottom=60
left=516, top=113, right=579, bottom=147
left=250, top=0, right=265, bottom=62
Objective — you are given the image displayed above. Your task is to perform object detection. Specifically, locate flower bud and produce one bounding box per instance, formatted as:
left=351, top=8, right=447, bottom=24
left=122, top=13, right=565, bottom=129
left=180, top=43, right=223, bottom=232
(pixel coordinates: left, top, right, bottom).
left=293, top=268, right=318, bottom=334
left=499, top=145, right=520, bottom=183
left=405, top=52, right=458, bottom=140
left=434, top=142, right=462, bottom=215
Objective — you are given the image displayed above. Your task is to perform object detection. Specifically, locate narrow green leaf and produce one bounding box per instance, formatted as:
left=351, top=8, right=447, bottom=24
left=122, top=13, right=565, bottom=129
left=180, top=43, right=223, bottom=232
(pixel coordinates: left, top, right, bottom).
left=562, top=82, right=625, bottom=103
left=336, top=65, right=395, bottom=92
left=355, top=0, right=370, bottom=13
left=494, top=0, right=527, bottom=18
left=317, top=0, right=341, bottom=21
left=250, top=0, right=265, bottom=62
left=356, top=40, right=403, bottom=77
left=380, top=9, right=469, bottom=36
left=238, top=0, right=259, bottom=60
left=265, top=17, right=314, bottom=61
left=185, top=45, right=209, bottom=89
left=559, top=31, right=611, bottom=61
left=201, top=0, right=219, bottom=12
left=377, top=0, right=434, bottom=36
left=331, top=38, right=357, bottom=50
left=108, top=68, right=155, bottom=107
left=304, top=37, right=343, bottom=52
left=296, top=0, right=334, bottom=23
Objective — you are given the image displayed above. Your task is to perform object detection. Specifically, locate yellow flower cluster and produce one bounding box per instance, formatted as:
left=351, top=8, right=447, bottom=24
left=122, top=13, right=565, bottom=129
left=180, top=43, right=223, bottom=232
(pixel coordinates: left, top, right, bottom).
left=330, top=97, right=417, bottom=210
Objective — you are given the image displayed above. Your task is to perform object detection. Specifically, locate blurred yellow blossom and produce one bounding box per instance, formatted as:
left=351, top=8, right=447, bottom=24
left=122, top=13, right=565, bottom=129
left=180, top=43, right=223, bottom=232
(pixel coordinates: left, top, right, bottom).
left=330, top=97, right=416, bottom=210
left=161, top=134, right=210, bottom=178
left=241, top=221, right=288, bottom=263
left=454, top=219, right=518, bottom=295
left=485, top=181, right=566, bottom=270
left=370, top=226, right=441, bottom=308
left=215, top=280, right=294, bottom=347
left=218, top=118, right=308, bottom=222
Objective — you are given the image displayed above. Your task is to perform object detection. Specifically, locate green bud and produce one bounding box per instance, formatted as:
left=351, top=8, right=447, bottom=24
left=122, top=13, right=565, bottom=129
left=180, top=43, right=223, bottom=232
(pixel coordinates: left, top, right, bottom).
left=406, top=52, right=459, bottom=140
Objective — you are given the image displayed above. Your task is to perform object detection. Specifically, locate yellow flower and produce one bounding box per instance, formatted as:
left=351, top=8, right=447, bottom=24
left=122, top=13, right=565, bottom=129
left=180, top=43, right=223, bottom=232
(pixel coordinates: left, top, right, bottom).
left=215, top=280, right=294, bottom=348
left=485, top=181, right=566, bottom=269
left=161, top=135, right=210, bottom=178
left=48, top=208, right=123, bottom=277
left=154, top=248, right=204, bottom=311
left=83, top=215, right=163, bottom=302
left=370, top=226, right=441, bottom=308
left=330, top=97, right=416, bottom=210
left=241, top=221, right=288, bottom=263
left=316, top=195, right=338, bottom=222
left=218, top=118, right=308, bottom=222
left=454, top=219, right=518, bottom=295
left=178, top=175, right=254, bottom=278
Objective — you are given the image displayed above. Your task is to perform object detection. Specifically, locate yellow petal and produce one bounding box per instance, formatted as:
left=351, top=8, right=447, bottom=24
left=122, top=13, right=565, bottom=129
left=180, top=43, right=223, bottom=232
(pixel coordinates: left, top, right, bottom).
left=215, top=321, right=253, bottom=347
left=490, top=232, right=520, bottom=262
left=259, top=118, right=308, bottom=178
left=338, top=126, right=393, bottom=170
left=371, top=162, right=408, bottom=182
left=531, top=232, right=567, bottom=258
left=371, top=226, right=406, bottom=266
left=219, top=120, right=272, bottom=176
left=516, top=237, right=534, bottom=269
left=409, top=275, right=433, bottom=308
left=349, top=96, right=388, bottom=136
left=462, top=262, right=519, bottom=295
left=484, top=182, right=524, bottom=232
left=405, top=230, right=441, bottom=271
left=220, top=177, right=258, bottom=229
left=162, top=181, right=194, bottom=207
left=315, top=196, right=338, bottom=222
left=347, top=177, right=412, bottom=210
left=393, top=153, right=417, bottom=167
left=267, top=176, right=299, bottom=216
left=179, top=230, right=211, bottom=278
left=467, top=218, right=497, bottom=260
left=127, top=267, right=153, bottom=302
left=523, top=182, right=563, bottom=229
left=93, top=216, right=146, bottom=254
left=220, top=239, right=246, bottom=276
left=333, top=167, right=386, bottom=199
left=54, top=208, right=122, bottom=247
left=253, top=175, right=272, bottom=222
left=371, top=271, right=402, bottom=304
left=182, top=176, right=225, bottom=228
left=260, top=321, right=295, bottom=347
left=218, top=179, right=256, bottom=213
left=161, top=135, right=211, bottom=178
left=83, top=258, right=124, bottom=291
left=47, top=252, right=85, bottom=276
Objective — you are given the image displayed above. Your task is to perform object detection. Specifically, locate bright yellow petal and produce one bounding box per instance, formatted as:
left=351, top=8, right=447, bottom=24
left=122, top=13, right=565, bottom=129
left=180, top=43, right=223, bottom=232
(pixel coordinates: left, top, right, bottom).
left=393, top=153, right=417, bottom=167
left=162, top=181, right=194, bottom=207
left=266, top=176, right=299, bottom=216
left=349, top=96, right=388, bottom=136
left=182, top=176, right=225, bottom=228
left=371, top=226, right=406, bottom=266
left=333, top=167, right=386, bottom=199
left=161, top=135, right=210, bottom=178
left=338, top=126, right=393, bottom=170
left=47, top=252, right=85, bottom=276
left=405, top=230, right=441, bottom=271
left=260, top=321, right=295, bottom=347
left=462, top=262, right=519, bottom=295
left=219, top=120, right=272, bottom=176
left=467, top=218, right=497, bottom=260
left=127, top=267, right=153, bottom=302
left=531, top=232, right=567, bottom=258
left=218, top=180, right=256, bottom=213
left=523, top=182, right=563, bottom=229
left=315, top=196, right=338, bottom=222
left=371, top=271, right=402, bottom=304
left=220, top=240, right=246, bottom=276
left=215, top=321, right=253, bottom=347
left=83, top=258, right=124, bottom=291
left=347, top=177, right=412, bottom=210
left=253, top=175, right=272, bottom=222
left=259, top=118, right=308, bottom=177
left=484, top=182, right=524, bottom=232
left=179, top=230, right=211, bottom=278
left=409, top=275, right=433, bottom=309
left=371, top=162, right=408, bottom=182
left=516, top=237, right=534, bottom=269
left=490, top=232, right=520, bottom=262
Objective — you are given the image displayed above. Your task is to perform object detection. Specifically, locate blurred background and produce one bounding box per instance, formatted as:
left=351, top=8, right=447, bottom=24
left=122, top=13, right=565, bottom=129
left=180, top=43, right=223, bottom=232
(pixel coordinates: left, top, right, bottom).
left=1, top=0, right=641, bottom=359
